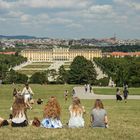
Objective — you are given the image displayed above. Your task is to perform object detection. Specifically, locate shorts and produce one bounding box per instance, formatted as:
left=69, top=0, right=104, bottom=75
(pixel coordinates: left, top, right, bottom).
left=24, top=94, right=31, bottom=103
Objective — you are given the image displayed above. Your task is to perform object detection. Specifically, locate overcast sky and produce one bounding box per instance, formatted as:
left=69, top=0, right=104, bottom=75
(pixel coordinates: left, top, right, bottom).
left=0, top=0, right=140, bottom=39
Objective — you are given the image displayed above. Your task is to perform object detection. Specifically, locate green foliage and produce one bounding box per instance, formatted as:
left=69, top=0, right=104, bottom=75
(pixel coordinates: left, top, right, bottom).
left=101, top=45, right=140, bottom=52
left=68, top=56, right=97, bottom=84
left=69, top=45, right=140, bottom=52
left=0, top=54, right=27, bottom=80
left=30, top=72, right=48, bottom=84
left=3, top=69, right=28, bottom=84
left=94, top=57, right=140, bottom=87
left=57, top=65, right=68, bottom=84
left=96, top=77, right=109, bottom=86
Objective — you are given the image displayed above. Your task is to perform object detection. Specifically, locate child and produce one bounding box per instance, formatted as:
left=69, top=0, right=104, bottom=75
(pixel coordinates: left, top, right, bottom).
left=68, top=97, right=85, bottom=128
left=11, top=96, right=28, bottom=127
left=64, top=90, right=68, bottom=102
left=41, top=96, right=62, bottom=128
left=90, top=99, right=108, bottom=128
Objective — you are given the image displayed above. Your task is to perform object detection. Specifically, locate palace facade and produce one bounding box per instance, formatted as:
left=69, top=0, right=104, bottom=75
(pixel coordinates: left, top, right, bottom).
left=20, top=48, right=102, bottom=62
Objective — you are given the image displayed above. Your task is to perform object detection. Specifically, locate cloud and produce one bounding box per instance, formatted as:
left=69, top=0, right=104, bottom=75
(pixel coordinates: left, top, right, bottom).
left=0, top=0, right=11, bottom=9
left=17, top=0, right=90, bottom=9
left=90, top=5, right=113, bottom=14
left=20, top=14, right=31, bottom=22
left=114, top=0, right=140, bottom=10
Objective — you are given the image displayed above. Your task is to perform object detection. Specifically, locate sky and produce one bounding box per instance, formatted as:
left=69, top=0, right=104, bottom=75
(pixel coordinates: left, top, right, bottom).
left=0, top=0, right=140, bottom=39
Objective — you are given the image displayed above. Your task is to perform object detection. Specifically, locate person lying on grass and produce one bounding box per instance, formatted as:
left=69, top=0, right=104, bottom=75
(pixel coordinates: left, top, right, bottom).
left=11, top=95, right=28, bottom=127
left=41, top=96, right=62, bottom=128
left=68, top=97, right=85, bottom=128
left=90, top=99, right=108, bottom=128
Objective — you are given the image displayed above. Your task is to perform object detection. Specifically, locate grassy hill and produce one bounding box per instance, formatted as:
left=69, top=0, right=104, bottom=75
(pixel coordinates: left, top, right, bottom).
left=0, top=84, right=140, bottom=140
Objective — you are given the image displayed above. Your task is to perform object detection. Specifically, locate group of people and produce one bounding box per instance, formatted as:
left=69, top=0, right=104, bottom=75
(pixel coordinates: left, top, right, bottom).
left=0, top=87, right=108, bottom=128
left=116, top=87, right=129, bottom=103
left=84, top=84, right=92, bottom=93
left=12, top=83, right=34, bottom=109
left=64, top=88, right=76, bottom=102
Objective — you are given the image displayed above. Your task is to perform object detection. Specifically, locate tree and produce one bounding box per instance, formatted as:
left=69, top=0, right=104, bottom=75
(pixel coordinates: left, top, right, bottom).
left=3, top=69, right=28, bottom=84
left=57, top=65, right=68, bottom=84
left=30, top=72, right=47, bottom=84
left=68, top=56, right=97, bottom=84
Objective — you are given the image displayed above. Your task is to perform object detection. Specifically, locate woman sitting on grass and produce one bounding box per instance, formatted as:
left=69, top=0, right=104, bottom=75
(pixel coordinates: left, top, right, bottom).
left=11, top=95, right=28, bottom=127
left=68, top=97, right=85, bottom=128
left=41, top=96, right=62, bottom=128
left=90, top=99, right=108, bottom=128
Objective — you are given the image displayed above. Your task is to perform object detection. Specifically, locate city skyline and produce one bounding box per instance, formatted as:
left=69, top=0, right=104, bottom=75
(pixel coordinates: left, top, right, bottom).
left=0, top=0, right=140, bottom=39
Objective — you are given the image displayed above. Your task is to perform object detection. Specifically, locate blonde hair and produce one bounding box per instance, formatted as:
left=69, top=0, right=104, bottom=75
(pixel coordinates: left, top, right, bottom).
left=71, top=97, right=84, bottom=116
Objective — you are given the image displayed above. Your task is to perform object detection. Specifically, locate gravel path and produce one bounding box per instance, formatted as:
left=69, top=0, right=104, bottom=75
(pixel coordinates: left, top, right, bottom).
left=74, top=86, right=140, bottom=100
left=93, top=62, right=107, bottom=80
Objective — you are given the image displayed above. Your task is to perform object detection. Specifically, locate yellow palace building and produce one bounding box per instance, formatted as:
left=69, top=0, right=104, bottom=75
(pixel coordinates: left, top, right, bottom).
left=20, top=48, right=102, bottom=62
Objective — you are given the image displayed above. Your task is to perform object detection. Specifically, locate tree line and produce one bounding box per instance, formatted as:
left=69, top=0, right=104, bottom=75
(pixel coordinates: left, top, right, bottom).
left=69, top=45, right=140, bottom=52
left=30, top=56, right=97, bottom=85
left=94, top=57, right=140, bottom=87
left=0, top=54, right=28, bottom=83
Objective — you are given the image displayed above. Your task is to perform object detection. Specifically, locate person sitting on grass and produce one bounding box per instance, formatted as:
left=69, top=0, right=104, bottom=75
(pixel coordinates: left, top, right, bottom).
left=90, top=99, right=108, bottom=128
left=41, top=96, right=62, bottom=128
left=0, top=117, right=10, bottom=127
left=37, top=98, right=43, bottom=105
left=11, top=96, right=28, bottom=127
left=68, top=97, right=85, bottom=128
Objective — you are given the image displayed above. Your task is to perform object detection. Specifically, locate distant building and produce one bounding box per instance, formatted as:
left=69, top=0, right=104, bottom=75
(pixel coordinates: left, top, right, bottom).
left=20, top=48, right=102, bottom=62
left=103, top=52, right=140, bottom=58
left=0, top=52, right=16, bottom=55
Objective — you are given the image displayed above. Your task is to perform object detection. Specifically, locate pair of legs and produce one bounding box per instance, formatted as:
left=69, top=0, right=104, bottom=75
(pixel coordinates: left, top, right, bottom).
left=24, top=94, right=32, bottom=109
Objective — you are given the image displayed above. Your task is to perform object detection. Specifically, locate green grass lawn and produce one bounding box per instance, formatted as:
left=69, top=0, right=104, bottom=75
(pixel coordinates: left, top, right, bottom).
left=32, top=62, right=53, bottom=65
left=93, top=87, right=140, bottom=95
left=22, top=65, right=50, bottom=69
left=17, top=70, right=45, bottom=76
left=0, top=84, right=140, bottom=140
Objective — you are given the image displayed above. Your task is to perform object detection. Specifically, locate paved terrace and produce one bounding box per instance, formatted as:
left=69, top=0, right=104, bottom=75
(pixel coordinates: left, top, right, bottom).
left=74, top=86, right=140, bottom=99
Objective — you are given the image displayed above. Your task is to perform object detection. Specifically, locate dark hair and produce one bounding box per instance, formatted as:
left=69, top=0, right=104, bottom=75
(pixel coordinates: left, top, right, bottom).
left=32, top=117, right=40, bottom=127
left=0, top=120, right=9, bottom=127
left=37, top=98, right=43, bottom=105
left=94, top=99, right=104, bottom=109
left=116, top=88, right=119, bottom=92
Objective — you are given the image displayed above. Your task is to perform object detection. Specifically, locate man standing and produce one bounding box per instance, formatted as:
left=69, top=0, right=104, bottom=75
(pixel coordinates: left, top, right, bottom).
left=123, top=87, right=129, bottom=103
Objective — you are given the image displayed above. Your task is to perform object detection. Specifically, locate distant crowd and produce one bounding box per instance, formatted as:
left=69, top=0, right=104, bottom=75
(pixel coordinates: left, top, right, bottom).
left=0, top=83, right=108, bottom=128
